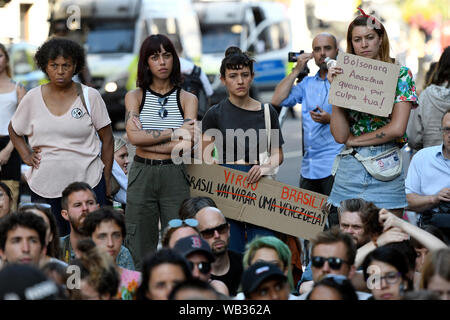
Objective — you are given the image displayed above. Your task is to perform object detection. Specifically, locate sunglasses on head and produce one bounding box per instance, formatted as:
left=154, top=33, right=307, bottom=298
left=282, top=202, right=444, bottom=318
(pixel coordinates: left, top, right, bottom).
left=188, top=261, right=211, bottom=275
left=19, top=202, right=52, bottom=210
left=200, top=223, right=229, bottom=239
left=158, top=97, right=169, bottom=119
left=311, top=256, right=347, bottom=270
left=168, top=218, right=198, bottom=229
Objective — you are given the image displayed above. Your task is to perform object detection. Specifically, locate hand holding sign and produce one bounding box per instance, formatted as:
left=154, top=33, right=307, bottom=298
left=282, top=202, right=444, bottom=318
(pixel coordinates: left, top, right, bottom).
left=327, top=66, right=343, bottom=84
left=328, top=52, right=400, bottom=117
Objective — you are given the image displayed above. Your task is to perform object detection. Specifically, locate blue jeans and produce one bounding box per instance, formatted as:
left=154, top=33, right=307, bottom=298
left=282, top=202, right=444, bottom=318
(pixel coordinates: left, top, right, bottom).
left=31, top=175, right=107, bottom=237
left=220, top=164, right=276, bottom=254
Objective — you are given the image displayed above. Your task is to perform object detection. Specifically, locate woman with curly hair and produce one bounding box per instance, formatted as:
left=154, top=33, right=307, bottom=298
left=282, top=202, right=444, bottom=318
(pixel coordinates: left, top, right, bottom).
left=8, top=38, right=114, bottom=237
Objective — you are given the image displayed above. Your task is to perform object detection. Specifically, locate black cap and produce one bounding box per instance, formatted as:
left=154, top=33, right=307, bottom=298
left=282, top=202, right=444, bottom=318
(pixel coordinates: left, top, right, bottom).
left=173, top=235, right=215, bottom=262
left=241, top=262, right=287, bottom=297
left=0, top=264, right=61, bottom=300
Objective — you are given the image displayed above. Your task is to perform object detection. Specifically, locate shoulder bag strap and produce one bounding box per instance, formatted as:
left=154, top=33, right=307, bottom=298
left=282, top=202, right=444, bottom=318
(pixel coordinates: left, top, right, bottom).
left=264, top=103, right=271, bottom=155
left=76, top=82, right=90, bottom=116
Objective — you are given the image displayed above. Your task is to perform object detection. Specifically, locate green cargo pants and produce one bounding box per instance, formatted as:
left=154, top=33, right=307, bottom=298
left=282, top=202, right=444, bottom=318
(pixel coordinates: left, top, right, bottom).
left=125, top=161, right=190, bottom=271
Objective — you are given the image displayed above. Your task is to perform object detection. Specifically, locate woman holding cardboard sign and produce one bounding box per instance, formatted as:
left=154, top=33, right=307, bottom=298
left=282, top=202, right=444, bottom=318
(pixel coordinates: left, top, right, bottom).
left=326, top=10, right=418, bottom=217
left=201, top=46, right=284, bottom=253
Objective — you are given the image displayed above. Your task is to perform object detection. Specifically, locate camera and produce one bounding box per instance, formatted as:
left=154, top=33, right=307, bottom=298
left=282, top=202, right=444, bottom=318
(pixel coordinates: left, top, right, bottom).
left=288, top=50, right=310, bottom=83
left=288, top=51, right=304, bottom=62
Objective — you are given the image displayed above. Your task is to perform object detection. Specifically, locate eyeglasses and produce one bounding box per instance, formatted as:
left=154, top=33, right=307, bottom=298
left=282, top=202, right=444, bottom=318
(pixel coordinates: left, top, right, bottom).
left=158, top=97, right=169, bottom=119
left=188, top=261, right=211, bottom=275
left=168, top=218, right=198, bottom=229
left=311, top=256, right=348, bottom=270
left=200, top=223, right=229, bottom=239
left=19, top=202, right=52, bottom=210
left=440, top=127, right=450, bottom=134
left=379, top=271, right=401, bottom=284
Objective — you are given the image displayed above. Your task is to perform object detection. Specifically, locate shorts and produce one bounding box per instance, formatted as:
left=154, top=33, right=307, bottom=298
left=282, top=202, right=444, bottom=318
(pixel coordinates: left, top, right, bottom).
left=328, top=142, right=408, bottom=210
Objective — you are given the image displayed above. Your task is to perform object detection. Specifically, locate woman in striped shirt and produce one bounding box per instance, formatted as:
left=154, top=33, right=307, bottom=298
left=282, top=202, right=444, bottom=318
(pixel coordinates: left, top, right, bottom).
left=124, top=34, right=197, bottom=270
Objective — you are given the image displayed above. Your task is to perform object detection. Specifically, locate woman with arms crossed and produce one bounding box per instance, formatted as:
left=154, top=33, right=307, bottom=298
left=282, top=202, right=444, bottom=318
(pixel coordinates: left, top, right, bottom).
left=124, top=34, right=197, bottom=270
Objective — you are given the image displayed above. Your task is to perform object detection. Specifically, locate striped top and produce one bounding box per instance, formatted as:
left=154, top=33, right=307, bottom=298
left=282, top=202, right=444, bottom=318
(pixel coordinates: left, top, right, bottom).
left=139, top=87, right=184, bottom=130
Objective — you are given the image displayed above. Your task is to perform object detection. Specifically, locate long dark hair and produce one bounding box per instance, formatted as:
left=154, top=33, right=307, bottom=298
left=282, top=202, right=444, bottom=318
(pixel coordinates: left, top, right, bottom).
left=428, top=46, right=450, bottom=88
left=136, top=34, right=181, bottom=90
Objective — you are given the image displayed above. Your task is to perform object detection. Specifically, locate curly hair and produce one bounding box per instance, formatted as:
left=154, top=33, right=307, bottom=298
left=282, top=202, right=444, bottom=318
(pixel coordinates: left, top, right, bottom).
left=81, top=206, right=126, bottom=239
left=35, top=37, right=85, bottom=76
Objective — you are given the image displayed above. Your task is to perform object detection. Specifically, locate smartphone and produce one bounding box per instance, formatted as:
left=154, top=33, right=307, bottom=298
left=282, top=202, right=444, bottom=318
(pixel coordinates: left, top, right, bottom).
left=312, top=107, right=320, bottom=112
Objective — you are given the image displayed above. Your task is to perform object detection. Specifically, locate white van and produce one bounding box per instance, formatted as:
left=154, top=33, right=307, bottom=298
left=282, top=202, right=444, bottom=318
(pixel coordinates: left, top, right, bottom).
left=193, top=0, right=292, bottom=104
left=50, top=0, right=202, bottom=126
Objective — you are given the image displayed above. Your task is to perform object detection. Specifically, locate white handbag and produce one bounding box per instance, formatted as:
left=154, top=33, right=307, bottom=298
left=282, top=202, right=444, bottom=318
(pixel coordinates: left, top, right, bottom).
left=332, top=146, right=402, bottom=182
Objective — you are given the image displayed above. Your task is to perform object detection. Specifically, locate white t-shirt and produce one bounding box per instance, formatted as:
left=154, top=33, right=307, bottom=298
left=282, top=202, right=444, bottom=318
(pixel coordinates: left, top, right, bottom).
left=11, top=84, right=111, bottom=198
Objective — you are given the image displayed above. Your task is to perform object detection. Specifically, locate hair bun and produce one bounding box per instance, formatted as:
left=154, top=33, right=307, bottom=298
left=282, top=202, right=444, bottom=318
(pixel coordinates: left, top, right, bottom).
left=225, top=46, right=242, bottom=57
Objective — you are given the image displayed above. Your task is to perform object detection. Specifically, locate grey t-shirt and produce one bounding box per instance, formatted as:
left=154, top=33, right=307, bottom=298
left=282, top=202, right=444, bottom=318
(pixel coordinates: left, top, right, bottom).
left=201, top=99, right=284, bottom=163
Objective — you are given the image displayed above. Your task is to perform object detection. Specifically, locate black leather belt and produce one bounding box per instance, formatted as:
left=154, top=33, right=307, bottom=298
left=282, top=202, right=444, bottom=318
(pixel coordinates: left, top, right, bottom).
left=134, top=155, right=174, bottom=165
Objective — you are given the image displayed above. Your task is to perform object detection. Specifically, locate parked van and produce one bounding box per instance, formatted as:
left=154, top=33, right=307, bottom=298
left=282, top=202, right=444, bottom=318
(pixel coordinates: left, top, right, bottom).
left=49, top=0, right=202, bottom=126
left=193, top=0, right=292, bottom=104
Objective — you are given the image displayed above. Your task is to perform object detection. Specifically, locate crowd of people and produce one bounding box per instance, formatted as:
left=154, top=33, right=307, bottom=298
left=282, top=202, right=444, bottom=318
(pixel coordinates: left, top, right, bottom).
left=0, top=9, right=449, bottom=301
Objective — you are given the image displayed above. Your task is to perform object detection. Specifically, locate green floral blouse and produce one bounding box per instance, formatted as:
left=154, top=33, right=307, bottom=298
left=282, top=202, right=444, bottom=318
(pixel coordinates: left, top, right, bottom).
left=348, top=66, right=418, bottom=144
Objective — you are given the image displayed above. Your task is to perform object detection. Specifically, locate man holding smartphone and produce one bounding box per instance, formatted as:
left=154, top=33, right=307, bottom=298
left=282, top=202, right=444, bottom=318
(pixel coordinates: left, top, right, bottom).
left=272, top=33, right=344, bottom=222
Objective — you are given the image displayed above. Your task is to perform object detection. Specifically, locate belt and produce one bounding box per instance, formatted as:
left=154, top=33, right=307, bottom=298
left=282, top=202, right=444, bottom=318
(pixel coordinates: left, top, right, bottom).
left=134, top=155, right=174, bottom=165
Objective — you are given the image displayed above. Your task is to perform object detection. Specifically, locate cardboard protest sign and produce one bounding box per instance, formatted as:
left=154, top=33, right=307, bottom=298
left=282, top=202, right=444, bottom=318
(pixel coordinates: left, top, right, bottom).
left=329, top=52, right=400, bottom=117
left=187, top=164, right=328, bottom=240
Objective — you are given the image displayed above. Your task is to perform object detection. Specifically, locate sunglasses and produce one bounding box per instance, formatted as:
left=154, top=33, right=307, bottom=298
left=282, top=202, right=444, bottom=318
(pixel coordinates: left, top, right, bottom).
left=311, top=256, right=347, bottom=270
left=200, top=223, right=229, bottom=239
left=19, top=202, right=52, bottom=210
left=168, top=218, right=198, bottom=229
left=188, top=261, right=211, bottom=275
left=158, top=97, right=169, bottom=119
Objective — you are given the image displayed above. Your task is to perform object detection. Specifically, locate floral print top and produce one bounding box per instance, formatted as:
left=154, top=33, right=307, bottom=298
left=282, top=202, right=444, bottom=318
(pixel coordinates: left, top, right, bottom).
left=116, top=268, right=141, bottom=300
left=348, top=66, right=418, bottom=144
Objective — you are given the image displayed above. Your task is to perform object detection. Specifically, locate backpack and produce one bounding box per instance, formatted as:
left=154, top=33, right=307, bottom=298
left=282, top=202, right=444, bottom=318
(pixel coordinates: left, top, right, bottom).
left=181, top=65, right=209, bottom=119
